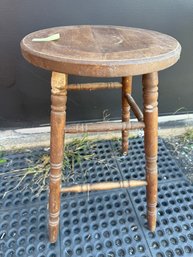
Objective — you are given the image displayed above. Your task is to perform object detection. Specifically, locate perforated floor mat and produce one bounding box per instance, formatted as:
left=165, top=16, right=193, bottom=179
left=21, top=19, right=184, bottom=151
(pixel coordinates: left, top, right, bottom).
left=110, top=138, right=185, bottom=183
left=0, top=138, right=192, bottom=257
left=129, top=180, right=193, bottom=257
left=0, top=205, right=60, bottom=257
left=60, top=190, right=152, bottom=257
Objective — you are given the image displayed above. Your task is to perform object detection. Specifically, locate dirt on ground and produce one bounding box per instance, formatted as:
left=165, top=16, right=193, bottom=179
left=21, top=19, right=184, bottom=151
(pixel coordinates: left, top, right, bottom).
left=165, top=128, right=193, bottom=183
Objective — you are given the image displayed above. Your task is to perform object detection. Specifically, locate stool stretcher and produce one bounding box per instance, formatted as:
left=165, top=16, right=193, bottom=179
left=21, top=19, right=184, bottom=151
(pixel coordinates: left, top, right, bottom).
left=60, top=180, right=147, bottom=193
left=65, top=121, right=145, bottom=133
left=67, top=82, right=122, bottom=90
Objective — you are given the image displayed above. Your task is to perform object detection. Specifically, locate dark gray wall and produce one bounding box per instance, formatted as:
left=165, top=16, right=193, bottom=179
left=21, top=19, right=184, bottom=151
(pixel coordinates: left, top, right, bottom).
left=0, top=0, right=193, bottom=128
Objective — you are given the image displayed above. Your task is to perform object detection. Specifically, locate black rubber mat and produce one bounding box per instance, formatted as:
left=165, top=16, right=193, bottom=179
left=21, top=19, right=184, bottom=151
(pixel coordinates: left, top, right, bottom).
left=0, top=138, right=192, bottom=257
left=110, top=138, right=185, bottom=183
left=0, top=205, right=60, bottom=257
left=129, top=180, right=193, bottom=257
left=61, top=140, right=122, bottom=199
left=60, top=190, right=152, bottom=257
left=0, top=148, right=47, bottom=174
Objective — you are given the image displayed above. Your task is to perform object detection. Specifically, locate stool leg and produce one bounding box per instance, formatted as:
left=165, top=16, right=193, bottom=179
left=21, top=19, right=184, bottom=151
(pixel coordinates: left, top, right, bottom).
left=142, top=72, right=158, bottom=232
left=122, top=76, right=132, bottom=154
left=49, top=71, right=68, bottom=243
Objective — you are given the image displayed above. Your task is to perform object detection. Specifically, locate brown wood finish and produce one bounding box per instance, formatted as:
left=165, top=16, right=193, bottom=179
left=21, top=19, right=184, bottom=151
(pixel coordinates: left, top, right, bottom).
left=21, top=25, right=181, bottom=77
left=20, top=25, right=181, bottom=242
left=65, top=121, right=144, bottom=133
left=143, top=72, right=158, bottom=232
left=122, top=77, right=132, bottom=154
left=67, top=82, right=122, bottom=90
left=60, top=180, right=147, bottom=193
left=125, top=93, right=144, bottom=121
left=49, top=71, right=67, bottom=243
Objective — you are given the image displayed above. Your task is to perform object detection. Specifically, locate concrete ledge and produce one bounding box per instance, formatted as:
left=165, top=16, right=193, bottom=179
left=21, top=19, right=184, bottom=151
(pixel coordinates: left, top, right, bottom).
left=0, top=114, right=193, bottom=151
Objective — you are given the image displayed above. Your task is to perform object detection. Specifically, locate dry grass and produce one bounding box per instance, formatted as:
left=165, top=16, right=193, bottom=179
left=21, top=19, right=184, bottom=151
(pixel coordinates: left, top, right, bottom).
left=1, top=134, right=99, bottom=198
left=181, top=128, right=193, bottom=142
left=3, top=125, right=190, bottom=198
left=166, top=127, right=193, bottom=182
left=0, top=146, right=7, bottom=164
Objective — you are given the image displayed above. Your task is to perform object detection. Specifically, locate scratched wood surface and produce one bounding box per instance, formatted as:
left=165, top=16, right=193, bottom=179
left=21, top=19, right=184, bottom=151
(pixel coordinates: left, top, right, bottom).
left=21, top=25, right=181, bottom=77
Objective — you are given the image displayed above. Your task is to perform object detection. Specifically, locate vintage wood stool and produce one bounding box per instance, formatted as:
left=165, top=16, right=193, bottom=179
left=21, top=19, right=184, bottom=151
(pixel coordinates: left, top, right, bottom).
left=20, top=25, right=181, bottom=243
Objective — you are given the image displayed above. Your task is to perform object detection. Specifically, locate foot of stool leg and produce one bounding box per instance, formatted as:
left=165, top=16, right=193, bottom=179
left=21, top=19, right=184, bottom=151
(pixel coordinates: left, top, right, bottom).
left=142, top=72, right=158, bottom=232
left=122, top=76, right=132, bottom=154
left=49, top=72, right=68, bottom=243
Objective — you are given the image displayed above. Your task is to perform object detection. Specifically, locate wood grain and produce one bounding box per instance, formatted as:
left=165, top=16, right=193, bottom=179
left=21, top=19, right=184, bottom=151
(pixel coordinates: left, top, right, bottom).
left=143, top=72, right=158, bottom=232
left=60, top=180, right=147, bottom=193
left=49, top=71, right=67, bottom=243
left=125, top=93, right=144, bottom=122
left=122, top=76, right=132, bottom=154
left=65, top=121, right=145, bottom=133
left=67, top=82, right=122, bottom=90
left=21, top=25, right=181, bottom=77
left=20, top=26, right=182, bottom=240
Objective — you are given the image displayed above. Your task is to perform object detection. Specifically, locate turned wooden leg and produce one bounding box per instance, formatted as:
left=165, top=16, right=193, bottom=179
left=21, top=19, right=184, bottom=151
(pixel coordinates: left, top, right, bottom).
left=142, top=72, right=158, bottom=232
left=122, top=76, right=132, bottom=154
left=49, top=71, right=68, bottom=243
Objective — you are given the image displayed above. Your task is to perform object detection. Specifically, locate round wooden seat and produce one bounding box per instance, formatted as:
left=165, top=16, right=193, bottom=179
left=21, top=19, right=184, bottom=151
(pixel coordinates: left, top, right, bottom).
left=21, top=25, right=181, bottom=77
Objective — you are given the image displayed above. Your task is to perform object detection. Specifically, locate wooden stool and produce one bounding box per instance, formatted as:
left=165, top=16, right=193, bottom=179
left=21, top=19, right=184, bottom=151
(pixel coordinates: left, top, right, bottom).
left=20, top=25, right=181, bottom=243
